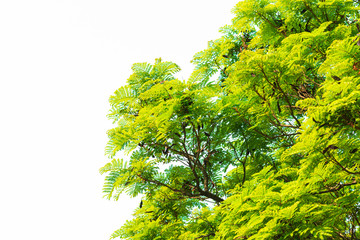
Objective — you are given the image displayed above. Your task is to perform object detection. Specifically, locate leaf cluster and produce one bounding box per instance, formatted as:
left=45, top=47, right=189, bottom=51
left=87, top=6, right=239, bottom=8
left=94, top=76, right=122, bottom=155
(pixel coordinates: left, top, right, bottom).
left=101, top=1, right=360, bottom=239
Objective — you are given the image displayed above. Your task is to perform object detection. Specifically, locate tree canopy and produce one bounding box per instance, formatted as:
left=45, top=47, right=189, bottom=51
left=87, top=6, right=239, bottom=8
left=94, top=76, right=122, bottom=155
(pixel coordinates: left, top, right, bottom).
left=101, top=0, right=360, bottom=239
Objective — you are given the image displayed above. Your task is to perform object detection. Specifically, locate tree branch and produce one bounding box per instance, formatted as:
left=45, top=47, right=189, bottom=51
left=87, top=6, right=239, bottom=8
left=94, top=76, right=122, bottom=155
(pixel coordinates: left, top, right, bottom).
left=315, top=179, right=358, bottom=195
left=195, top=233, right=215, bottom=239
left=229, top=142, right=248, bottom=185
left=327, top=153, right=360, bottom=175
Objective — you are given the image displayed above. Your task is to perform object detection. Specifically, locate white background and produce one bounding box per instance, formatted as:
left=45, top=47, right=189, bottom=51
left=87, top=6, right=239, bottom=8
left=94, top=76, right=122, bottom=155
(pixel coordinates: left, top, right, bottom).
left=0, top=1, right=239, bottom=239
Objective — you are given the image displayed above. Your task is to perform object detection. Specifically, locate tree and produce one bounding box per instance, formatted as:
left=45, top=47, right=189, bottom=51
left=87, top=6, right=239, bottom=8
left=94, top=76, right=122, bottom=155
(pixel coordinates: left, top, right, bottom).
left=101, top=1, right=360, bottom=239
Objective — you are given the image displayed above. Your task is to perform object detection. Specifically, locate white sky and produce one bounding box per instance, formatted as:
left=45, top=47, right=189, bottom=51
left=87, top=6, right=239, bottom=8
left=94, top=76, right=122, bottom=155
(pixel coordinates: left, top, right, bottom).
left=0, top=1, right=239, bottom=239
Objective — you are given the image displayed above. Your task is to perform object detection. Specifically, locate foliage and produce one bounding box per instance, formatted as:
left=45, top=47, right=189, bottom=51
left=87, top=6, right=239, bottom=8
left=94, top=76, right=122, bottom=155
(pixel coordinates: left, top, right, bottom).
left=101, top=1, right=360, bottom=239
